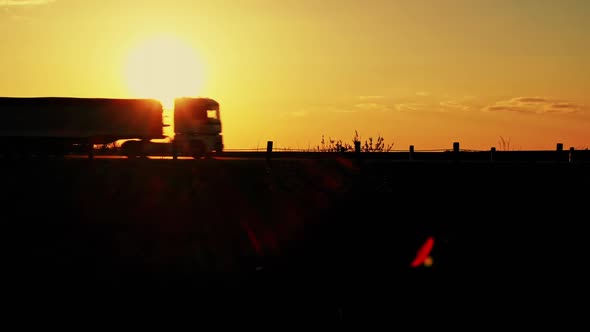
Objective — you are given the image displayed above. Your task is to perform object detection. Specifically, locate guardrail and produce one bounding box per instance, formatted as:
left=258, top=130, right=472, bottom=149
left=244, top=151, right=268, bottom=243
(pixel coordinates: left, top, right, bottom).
left=70, top=141, right=590, bottom=163
left=218, top=141, right=590, bottom=163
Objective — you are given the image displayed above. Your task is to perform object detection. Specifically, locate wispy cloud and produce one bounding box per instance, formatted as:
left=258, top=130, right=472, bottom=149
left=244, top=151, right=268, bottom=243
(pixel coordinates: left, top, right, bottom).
left=1, top=0, right=55, bottom=20
left=439, top=100, right=471, bottom=111
left=393, top=103, right=429, bottom=112
left=288, top=104, right=356, bottom=117
left=299, top=94, right=481, bottom=116
left=0, top=0, right=55, bottom=6
left=355, top=93, right=478, bottom=113
left=357, top=95, right=385, bottom=100
left=355, top=103, right=391, bottom=111
left=483, top=97, right=586, bottom=114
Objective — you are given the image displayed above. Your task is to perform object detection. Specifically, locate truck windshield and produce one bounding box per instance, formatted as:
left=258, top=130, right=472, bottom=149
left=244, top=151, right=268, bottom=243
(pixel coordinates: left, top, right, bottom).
left=207, top=109, right=219, bottom=121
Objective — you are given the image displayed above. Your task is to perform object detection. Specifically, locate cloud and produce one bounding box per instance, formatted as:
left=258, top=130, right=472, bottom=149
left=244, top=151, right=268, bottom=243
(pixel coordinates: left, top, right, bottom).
left=354, top=94, right=478, bottom=113
left=483, top=97, right=586, bottom=114
left=289, top=104, right=356, bottom=117
left=393, top=103, right=429, bottom=112
left=439, top=100, right=471, bottom=111
left=511, top=97, right=548, bottom=103
left=355, top=103, right=391, bottom=111
left=357, top=95, right=385, bottom=100
left=1, top=0, right=54, bottom=19
left=393, top=98, right=476, bottom=113
left=551, top=103, right=576, bottom=109
left=0, top=0, right=55, bottom=6
left=299, top=94, right=480, bottom=116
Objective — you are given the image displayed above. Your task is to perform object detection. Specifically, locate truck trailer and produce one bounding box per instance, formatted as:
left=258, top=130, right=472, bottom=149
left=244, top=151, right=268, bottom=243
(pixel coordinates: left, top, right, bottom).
left=0, top=96, right=223, bottom=159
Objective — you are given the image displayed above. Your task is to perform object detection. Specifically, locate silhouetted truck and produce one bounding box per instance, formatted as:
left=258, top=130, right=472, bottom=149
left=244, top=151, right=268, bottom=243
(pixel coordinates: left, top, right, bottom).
left=0, top=96, right=223, bottom=159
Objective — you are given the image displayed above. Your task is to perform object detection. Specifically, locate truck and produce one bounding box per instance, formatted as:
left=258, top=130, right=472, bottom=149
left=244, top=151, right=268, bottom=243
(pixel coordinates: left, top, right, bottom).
left=0, top=96, right=223, bottom=159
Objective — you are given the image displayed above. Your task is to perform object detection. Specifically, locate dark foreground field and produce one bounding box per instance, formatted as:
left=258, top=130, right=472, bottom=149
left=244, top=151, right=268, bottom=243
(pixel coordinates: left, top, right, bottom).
left=2, top=156, right=588, bottom=324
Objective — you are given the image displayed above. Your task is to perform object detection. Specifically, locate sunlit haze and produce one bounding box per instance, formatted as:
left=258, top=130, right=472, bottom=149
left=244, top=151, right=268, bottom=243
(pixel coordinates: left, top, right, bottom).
left=1, top=0, right=588, bottom=150
left=124, top=35, right=205, bottom=110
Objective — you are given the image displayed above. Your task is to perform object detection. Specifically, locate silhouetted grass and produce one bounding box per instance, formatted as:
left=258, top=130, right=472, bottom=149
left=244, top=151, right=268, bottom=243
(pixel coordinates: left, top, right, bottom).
left=315, top=130, right=394, bottom=152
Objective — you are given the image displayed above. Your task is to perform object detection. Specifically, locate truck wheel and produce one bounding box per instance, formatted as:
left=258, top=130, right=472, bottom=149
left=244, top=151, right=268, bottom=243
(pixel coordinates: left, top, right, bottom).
left=191, top=141, right=207, bottom=159
left=122, top=140, right=142, bottom=159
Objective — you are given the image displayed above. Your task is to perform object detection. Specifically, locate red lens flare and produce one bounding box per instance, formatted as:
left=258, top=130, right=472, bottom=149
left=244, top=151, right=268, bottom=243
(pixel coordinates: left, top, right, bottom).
left=411, top=236, right=435, bottom=268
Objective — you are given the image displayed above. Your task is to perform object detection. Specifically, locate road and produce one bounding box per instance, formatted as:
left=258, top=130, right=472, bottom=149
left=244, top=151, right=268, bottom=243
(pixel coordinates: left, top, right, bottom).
left=1, top=148, right=587, bottom=323
left=62, top=148, right=590, bottom=163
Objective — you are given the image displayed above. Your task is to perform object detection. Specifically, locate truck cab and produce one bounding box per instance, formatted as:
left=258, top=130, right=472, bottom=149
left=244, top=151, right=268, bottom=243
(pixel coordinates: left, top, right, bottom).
left=172, top=97, right=223, bottom=158
left=121, top=97, right=223, bottom=159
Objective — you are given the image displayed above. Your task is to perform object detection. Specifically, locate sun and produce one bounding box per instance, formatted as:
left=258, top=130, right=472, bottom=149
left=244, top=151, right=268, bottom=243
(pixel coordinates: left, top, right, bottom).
left=124, top=35, right=205, bottom=109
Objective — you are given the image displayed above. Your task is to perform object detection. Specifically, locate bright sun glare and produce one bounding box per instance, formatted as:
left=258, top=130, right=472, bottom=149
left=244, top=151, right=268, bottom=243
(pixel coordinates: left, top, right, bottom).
left=124, top=36, right=204, bottom=110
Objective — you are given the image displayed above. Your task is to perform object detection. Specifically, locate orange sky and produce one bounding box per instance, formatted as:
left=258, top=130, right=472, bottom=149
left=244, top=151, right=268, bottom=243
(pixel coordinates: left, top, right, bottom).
left=1, top=0, right=588, bottom=150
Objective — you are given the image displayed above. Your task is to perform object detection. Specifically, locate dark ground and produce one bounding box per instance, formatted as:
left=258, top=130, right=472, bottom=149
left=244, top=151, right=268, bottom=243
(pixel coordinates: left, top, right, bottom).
left=1, top=156, right=588, bottom=324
